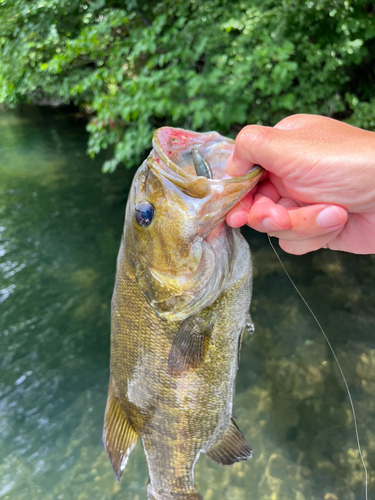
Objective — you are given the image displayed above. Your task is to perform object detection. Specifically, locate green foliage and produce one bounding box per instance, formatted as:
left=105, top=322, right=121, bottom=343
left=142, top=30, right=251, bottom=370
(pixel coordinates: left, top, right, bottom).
left=1, top=0, right=375, bottom=170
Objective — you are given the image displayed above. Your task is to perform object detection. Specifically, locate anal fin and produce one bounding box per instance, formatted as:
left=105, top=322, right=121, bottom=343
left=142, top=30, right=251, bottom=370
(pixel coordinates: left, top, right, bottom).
left=103, top=378, right=138, bottom=480
left=206, top=418, right=252, bottom=465
left=168, top=315, right=213, bottom=377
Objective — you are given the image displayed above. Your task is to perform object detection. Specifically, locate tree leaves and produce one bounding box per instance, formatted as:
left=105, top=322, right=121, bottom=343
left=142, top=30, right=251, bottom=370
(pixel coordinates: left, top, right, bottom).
left=0, top=0, right=374, bottom=171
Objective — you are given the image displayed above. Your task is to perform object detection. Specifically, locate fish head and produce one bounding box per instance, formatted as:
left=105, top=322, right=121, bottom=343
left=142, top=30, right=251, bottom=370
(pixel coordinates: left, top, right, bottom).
left=124, top=127, right=263, bottom=320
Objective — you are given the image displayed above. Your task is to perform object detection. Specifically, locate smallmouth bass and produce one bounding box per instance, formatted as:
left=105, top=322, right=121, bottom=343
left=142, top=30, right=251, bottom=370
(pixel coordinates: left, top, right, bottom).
left=103, top=127, right=263, bottom=499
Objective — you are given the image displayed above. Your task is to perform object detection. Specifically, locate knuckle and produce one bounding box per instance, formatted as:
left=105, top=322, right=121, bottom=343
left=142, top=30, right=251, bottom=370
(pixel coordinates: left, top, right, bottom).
left=236, top=125, right=272, bottom=147
left=235, top=125, right=273, bottom=159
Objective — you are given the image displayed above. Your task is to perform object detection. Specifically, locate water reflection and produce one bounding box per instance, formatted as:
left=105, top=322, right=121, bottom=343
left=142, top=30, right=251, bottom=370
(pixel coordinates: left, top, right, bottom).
left=0, top=108, right=374, bottom=500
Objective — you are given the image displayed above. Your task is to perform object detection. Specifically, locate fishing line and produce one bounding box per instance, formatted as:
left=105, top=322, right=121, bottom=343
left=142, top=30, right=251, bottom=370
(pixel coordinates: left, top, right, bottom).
left=267, top=235, right=368, bottom=500
left=233, top=194, right=368, bottom=499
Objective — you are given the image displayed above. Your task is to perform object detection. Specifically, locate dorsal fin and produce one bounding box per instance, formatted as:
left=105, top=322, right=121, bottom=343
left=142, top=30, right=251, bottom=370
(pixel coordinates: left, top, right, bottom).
left=103, top=378, right=138, bottom=480
left=206, top=418, right=252, bottom=465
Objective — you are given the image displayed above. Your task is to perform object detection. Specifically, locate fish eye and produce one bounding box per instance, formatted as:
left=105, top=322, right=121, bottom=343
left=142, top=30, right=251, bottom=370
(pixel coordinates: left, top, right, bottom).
left=134, top=201, right=155, bottom=227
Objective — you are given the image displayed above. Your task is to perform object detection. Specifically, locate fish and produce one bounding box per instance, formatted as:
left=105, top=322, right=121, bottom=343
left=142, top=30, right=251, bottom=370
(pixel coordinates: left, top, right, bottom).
left=103, top=127, right=264, bottom=500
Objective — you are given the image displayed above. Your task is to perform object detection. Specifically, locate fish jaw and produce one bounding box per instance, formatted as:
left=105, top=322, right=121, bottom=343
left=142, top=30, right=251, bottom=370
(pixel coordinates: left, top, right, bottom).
left=125, top=127, right=263, bottom=321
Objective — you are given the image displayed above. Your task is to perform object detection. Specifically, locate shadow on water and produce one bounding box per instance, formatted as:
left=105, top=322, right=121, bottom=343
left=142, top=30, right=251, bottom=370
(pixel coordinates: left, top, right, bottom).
left=0, top=108, right=374, bottom=500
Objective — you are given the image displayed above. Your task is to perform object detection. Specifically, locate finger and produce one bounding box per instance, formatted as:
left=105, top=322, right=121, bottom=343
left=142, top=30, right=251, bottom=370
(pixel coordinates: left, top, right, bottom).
left=246, top=195, right=292, bottom=232
left=226, top=192, right=254, bottom=228
left=257, top=204, right=348, bottom=240
left=226, top=125, right=295, bottom=177
left=326, top=213, right=375, bottom=254
left=226, top=125, right=270, bottom=177
left=268, top=173, right=304, bottom=202
left=256, top=179, right=281, bottom=203
left=278, top=228, right=343, bottom=255
left=257, top=177, right=305, bottom=208
left=278, top=197, right=300, bottom=209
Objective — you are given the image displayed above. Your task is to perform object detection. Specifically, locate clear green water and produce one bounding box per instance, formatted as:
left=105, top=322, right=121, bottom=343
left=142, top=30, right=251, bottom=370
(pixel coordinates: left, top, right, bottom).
left=1, top=108, right=374, bottom=500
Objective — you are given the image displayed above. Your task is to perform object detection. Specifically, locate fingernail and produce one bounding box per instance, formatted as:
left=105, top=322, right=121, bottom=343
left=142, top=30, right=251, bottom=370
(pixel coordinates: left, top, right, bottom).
left=316, top=207, right=343, bottom=228
left=262, top=217, right=282, bottom=231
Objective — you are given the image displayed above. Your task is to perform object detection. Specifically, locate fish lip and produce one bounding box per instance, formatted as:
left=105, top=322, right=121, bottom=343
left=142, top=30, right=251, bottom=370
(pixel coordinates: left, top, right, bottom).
left=152, top=126, right=264, bottom=186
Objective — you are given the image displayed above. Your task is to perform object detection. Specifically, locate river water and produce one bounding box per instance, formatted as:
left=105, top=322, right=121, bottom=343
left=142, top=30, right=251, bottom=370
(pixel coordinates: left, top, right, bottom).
left=0, top=108, right=374, bottom=500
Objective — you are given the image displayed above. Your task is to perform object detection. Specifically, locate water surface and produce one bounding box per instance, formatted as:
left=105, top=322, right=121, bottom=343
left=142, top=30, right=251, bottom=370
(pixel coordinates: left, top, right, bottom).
left=1, top=108, right=374, bottom=500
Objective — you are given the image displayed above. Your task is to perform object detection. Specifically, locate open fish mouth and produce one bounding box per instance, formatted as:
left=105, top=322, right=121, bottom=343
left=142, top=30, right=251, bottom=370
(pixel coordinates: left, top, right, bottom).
left=151, top=127, right=264, bottom=237
left=152, top=126, right=263, bottom=183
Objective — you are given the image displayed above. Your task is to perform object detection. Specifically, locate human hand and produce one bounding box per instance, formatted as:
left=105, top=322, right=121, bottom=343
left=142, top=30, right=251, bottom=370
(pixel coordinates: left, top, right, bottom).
left=225, top=114, right=375, bottom=254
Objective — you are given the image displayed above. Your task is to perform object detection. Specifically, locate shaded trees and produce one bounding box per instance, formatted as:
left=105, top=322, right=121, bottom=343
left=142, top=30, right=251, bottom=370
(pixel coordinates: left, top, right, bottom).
left=1, top=0, right=375, bottom=170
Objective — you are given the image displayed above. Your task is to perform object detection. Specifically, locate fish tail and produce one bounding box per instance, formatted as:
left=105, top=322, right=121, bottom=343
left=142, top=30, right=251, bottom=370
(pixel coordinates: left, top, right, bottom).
left=147, top=484, right=202, bottom=500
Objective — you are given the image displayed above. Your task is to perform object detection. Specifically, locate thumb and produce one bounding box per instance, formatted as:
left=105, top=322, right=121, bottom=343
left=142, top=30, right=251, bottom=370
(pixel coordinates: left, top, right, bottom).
left=226, top=125, right=292, bottom=177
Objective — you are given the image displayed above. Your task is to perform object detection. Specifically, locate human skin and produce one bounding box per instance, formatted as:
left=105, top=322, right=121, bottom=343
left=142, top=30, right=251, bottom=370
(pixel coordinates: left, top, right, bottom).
left=225, top=114, right=375, bottom=255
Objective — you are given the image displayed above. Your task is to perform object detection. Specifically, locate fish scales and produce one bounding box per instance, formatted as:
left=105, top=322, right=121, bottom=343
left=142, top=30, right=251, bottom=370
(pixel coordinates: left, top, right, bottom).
left=103, top=127, right=264, bottom=500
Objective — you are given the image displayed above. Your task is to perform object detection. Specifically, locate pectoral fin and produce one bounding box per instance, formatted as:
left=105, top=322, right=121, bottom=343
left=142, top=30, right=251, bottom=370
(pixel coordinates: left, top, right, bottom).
left=245, top=312, right=255, bottom=334
left=206, top=418, right=252, bottom=465
left=238, top=313, right=254, bottom=366
left=168, top=315, right=213, bottom=377
left=103, top=378, right=138, bottom=480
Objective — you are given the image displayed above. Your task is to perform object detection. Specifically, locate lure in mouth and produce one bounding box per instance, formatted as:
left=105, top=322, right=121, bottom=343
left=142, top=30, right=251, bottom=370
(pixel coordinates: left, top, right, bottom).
left=190, top=143, right=263, bottom=186
left=191, top=146, right=214, bottom=179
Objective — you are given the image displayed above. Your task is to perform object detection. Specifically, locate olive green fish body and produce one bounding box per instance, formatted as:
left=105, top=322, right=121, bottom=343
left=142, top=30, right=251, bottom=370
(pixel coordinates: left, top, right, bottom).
left=103, top=128, right=264, bottom=499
